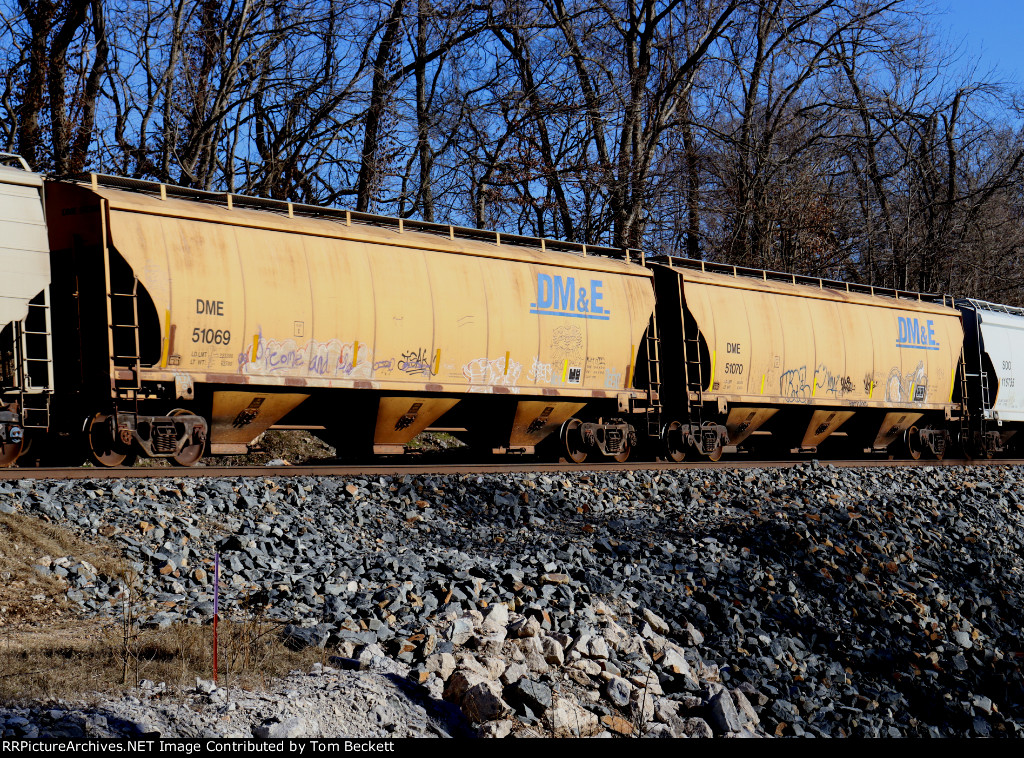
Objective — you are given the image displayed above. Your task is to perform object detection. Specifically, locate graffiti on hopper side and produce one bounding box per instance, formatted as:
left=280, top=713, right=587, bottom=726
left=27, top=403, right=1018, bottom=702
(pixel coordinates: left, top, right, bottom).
left=238, top=329, right=372, bottom=378
left=550, top=325, right=584, bottom=354
left=398, top=348, right=435, bottom=377
left=605, top=367, right=623, bottom=388
left=463, top=357, right=522, bottom=392
left=528, top=358, right=554, bottom=384
left=886, top=361, right=928, bottom=402
left=781, top=364, right=853, bottom=400
left=812, top=364, right=854, bottom=397
left=780, top=366, right=811, bottom=400
left=584, top=357, right=606, bottom=384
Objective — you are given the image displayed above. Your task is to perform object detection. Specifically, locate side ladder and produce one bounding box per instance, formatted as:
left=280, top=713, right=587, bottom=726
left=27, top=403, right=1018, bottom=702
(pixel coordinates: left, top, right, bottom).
left=681, top=321, right=705, bottom=431
left=14, top=289, right=53, bottom=430
left=107, top=274, right=143, bottom=415
left=958, top=344, right=971, bottom=449
left=960, top=308, right=993, bottom=455
left=644, top=313, right=663, bottom=440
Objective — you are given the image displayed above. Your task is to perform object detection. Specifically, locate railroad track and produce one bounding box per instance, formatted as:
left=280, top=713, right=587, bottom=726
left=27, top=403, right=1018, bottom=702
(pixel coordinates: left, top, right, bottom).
left=1, top=457, right=1022, bottom=480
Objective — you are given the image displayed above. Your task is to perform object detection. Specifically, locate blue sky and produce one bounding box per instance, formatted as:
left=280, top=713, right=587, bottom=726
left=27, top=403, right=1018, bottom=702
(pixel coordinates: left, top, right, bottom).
left=939, top=0, right=1023, bottom=82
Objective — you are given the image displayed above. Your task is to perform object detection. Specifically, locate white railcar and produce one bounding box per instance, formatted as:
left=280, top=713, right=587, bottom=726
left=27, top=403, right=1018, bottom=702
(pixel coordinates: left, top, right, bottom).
left=0, top=154, right=52, bottom=466
left=957, top=298, right=1024, bottom=454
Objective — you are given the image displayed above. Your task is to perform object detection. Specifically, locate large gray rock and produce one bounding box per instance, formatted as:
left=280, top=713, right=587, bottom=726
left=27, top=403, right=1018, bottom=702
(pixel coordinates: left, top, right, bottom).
left=679, top=717, right=715, bottom=738
left=548, top=700, right=602, bottom=738
left=443, top=670, right=512, bottom=723
left=708, top=691, right=742, bottom=734
left=481, top=603, right=509, bottom=633
left=515, top=637, right=551, bottom=674
left=540, top=636, right=565, bottom=666
left=605, top=676, right=633, bottom=708
left=640, top=608, right=670, bottom=636
left=506, top=679, right=553, bottom=712
left=253, top=717, right=318, bottom=738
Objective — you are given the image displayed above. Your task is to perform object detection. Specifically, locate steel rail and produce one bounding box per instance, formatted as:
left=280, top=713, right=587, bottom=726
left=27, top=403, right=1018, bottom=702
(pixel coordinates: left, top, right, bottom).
left=0, top=458, right=1021, bottom=481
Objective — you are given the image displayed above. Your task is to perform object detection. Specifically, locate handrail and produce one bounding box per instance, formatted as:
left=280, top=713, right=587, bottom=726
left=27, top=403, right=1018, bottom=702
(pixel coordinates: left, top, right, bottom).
left=649, top=254, right=953, bottom=306
left=962, top=298, right=1024, bottom=317
left=77, top=172, right=969, bottom=307
left=83, top=172, right=637, bottom=262
left=0, top=153, right=32, bottom=171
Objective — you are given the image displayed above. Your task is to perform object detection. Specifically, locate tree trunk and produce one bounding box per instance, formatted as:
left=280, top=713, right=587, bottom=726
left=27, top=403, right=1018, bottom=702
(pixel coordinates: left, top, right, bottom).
left=356, top=0, right=407, bottom=212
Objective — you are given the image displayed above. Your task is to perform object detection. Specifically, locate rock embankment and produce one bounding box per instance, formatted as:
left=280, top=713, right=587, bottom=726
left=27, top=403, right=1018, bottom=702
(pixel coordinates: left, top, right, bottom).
left=2, top=462, right=1023, bottom=737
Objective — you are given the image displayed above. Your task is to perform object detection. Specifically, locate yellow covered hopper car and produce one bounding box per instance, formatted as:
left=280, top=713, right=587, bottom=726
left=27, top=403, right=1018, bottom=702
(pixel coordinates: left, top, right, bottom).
left=645, top=258, right=963, bottom=461
left=44, top=175, right=655, bottom=465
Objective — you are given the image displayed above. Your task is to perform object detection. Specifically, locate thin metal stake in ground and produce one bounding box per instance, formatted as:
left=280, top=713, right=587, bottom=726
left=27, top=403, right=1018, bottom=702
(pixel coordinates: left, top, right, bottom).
left=213, top=552, right=220, bottom=683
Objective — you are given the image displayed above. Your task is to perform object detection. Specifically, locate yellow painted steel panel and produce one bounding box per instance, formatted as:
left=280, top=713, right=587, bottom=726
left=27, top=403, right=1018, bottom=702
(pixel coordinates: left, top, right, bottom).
left=509, top=401, right=586, bottom=447
left=621, top=276, right=657, bottom=390
left=533, top=265, right=589, bottom=393
left=366, top=245, right=435, bottom=385
left=872, top=411, right=923, bottom=449
left=89, top=184, right=650, bottom=276
left=375, top=396, right=460, bottom=445
left=210, top=391, right=310, bottom=446
left=774, top=295, right=816, bottom=401
left=724, top=407, right=778, bottom=445
left=681, top=279, right=715, bottom=389
left=741, top=291, right=786, bottom=399
left=801, top=410, right=855, bottom=448
left=679, top=268, right=962, bottom=411
left=111, top=211, right=171, bottom=323
left=705, top=286, right=751, bottom=395
left=427, top=253, right=487, bottom=386
left=97, top=191, right=655, bottom=399
left=809, top=300, right=848, bottom=400
left=581, top=269, right=647, bottom=392
left=235, top=226, right=313, bottom=378
left=303, top=235, right=376, bottom=380
left=931, top=315, right=961, bottom=406
left=846, top=303, right=881, bottom=401
left=170, top=220, right=247, bottom=373
left=682, top=266, right=956, bottom=315
left=471, top=257, right=533, bottom=392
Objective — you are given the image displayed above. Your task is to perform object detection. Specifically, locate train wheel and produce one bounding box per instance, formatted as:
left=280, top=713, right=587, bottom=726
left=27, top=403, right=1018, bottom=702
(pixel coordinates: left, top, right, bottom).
left=560, top=418, right=588, bottom=463
left=702, top=422, right=724, bottom=461
left=86, top=413, right=136, bottom=467
left=904, top=426, right=922, bottom=461
left=170, top=409, right=206, bottom=467
left=0, top=439, right=22, bottom=468
left=663, top=421, right=686, bottom=462
left=611, top=441, right=631, bottom=463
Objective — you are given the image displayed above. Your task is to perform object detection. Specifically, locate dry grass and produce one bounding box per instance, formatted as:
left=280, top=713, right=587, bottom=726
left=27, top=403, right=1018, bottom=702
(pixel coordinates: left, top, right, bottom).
left=0, top=511, right=122, bottom=624
left=0, top=511, right=327, bottom=704
left=0, top=618, right=328, bottom=703
left=134, top=429, right=338, bottom=467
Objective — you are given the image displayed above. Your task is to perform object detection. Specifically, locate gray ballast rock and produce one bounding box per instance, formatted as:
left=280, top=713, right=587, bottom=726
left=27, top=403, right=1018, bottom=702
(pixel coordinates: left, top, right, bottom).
left=2, top=462, right=1024, bottom=737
